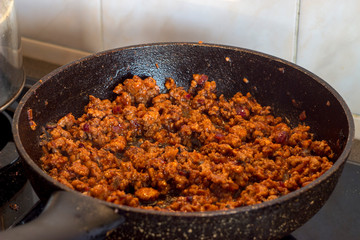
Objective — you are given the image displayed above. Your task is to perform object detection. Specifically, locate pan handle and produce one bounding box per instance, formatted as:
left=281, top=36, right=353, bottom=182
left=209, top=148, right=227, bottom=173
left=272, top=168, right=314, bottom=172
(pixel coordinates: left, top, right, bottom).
left=0, top=191, right=124, bottom=240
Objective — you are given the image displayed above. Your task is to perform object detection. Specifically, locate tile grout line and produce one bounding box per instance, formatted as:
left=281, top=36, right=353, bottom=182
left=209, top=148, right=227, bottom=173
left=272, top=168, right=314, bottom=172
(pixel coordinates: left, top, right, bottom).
left=292, top=0, right=301, bottom=64
left=99, top=0, right=105, bottom=51
left=292, top=0, right=359, bottom=141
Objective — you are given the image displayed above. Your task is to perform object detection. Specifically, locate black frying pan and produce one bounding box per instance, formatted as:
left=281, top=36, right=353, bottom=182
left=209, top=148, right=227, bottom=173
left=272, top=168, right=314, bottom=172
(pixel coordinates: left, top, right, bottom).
left=1, top=43, right=354, bottom=239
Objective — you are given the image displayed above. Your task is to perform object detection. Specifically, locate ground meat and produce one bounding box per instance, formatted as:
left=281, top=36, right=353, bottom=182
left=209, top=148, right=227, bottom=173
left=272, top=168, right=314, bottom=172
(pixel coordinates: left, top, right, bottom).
left=40, top=74, right=334, bottom=212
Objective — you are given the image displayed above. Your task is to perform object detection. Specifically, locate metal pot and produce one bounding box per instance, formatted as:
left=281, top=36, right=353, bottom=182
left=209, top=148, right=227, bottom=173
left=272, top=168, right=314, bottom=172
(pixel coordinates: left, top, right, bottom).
left=0, top=0, right=25, bottom=111
left=1, top=43, right=354, bottom=240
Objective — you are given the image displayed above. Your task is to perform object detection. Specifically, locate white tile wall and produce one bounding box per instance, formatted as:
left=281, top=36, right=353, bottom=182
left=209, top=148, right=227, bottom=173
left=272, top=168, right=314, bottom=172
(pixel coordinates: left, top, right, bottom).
left=15, top=0, right=102, bottom=53
left=297, top=0, right=360, bottom=115
left=102, top=0, right=297, bottom=61
left=13, top=0, right=360, bottom=137
left=15, top=0, right=298, bottom=62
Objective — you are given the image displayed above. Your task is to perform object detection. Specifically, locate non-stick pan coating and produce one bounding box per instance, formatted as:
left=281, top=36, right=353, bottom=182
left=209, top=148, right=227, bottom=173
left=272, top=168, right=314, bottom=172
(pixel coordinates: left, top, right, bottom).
left=13, top=43, right=354, bottom=239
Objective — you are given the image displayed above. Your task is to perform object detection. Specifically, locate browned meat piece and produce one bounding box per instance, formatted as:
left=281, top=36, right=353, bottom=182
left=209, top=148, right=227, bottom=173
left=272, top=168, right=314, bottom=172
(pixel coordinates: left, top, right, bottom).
left=135, top=187, right=160, bottom=201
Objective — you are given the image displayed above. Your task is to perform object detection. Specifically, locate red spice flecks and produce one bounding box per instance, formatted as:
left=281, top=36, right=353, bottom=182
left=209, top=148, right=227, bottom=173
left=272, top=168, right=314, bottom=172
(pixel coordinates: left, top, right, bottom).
left=214, top=132, right=225, bottom=141
left=27, top=108, right=37, bottom=130
left=184, top=94, right=192, bottom=100
left=27, top=108, right=33, bottom=120
left=83, top=123, right=90, bottom=132
left=112, top=124, right=124, bottom=133
left=194, top=74, right=208, bottom=85
left=278, top=67, right=285, bottom=73
left=29, top=120, right=37, bottom=131
left=131, top=119, right=141, bottom=129
left=112, top=105, right=122, bottom=114
left=9, top=203, right=19, bottom=211
left=274, top=131, right=289, bottom=144
left=235, top=105, right=250, bottom=118
left=197, top=98, right=205, bottom=105
left=299, top=110, right=307, bottom=121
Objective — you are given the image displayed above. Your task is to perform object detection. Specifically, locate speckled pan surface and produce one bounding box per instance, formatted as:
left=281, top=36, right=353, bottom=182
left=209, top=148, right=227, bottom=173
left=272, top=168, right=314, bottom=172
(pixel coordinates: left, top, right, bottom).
left=13, top=43, right=354, bottom=239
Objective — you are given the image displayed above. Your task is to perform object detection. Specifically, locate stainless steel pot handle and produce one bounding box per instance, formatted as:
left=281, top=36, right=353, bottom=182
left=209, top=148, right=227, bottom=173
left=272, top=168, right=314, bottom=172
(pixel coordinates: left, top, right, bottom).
left=0, top=191, right=124, bottom=240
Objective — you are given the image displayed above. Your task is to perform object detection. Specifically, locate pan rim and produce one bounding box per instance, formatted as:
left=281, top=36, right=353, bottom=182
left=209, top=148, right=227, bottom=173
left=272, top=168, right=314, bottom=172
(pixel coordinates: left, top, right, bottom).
left=12, top=42, right=355, bottom=218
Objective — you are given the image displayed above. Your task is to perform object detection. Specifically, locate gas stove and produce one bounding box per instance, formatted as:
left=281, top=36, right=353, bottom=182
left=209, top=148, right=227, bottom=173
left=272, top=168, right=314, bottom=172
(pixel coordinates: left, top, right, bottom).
left=0, top=77, right=359, bottom=239
left=0, top=78, right=42, bottom=230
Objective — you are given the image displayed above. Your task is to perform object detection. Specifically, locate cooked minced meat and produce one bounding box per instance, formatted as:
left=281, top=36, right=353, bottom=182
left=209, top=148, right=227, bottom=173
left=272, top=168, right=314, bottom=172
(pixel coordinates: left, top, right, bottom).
left=40, top=74, right=333, bottom=212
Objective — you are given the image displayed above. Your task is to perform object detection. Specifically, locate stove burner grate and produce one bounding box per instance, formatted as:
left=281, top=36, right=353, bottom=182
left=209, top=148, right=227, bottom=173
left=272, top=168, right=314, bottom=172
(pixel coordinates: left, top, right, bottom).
left=0, top=111, right=26, bottom=206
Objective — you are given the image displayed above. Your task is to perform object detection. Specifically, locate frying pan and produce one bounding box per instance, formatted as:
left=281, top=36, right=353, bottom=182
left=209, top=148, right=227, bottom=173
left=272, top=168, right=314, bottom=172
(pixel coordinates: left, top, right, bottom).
left=1, top=43, right=354, bottom=239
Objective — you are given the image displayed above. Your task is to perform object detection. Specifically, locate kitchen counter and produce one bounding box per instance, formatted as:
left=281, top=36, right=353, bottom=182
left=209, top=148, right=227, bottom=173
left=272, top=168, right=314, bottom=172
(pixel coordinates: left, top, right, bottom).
left=348, top=139, right=360, bottom=164
left=23, top=57, right=60, bottom=81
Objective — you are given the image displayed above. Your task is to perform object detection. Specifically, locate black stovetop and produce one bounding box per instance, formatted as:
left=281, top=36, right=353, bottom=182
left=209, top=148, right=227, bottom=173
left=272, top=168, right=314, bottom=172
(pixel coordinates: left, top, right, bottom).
left=0, top=78, right=359, bottom=239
